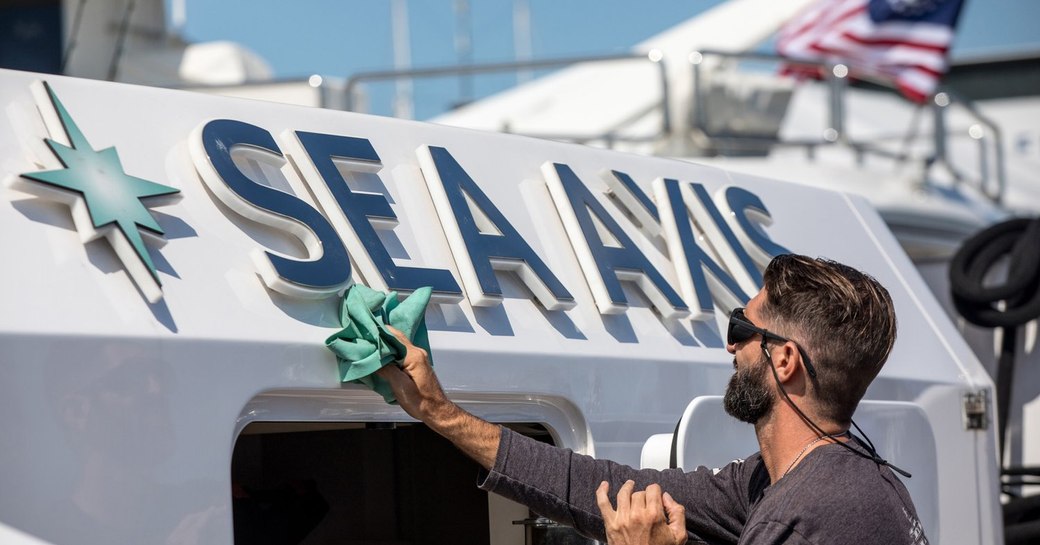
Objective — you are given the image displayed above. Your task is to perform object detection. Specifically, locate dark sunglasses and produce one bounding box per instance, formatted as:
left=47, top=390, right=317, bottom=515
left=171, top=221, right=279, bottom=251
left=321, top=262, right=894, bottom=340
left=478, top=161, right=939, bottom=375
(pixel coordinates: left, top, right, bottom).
left=727, top=307, right=818, bottom=380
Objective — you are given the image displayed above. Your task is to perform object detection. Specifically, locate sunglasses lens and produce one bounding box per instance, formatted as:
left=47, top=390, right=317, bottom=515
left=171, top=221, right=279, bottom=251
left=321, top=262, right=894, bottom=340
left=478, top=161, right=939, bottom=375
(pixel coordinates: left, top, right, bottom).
left=728, top=324, right=755, bottom=345
left=727, top=308, right=757, bottom=345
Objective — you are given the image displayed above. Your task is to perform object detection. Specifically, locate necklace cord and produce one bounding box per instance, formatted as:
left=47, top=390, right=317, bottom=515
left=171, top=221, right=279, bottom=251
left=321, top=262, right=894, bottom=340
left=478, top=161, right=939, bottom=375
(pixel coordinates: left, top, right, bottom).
left=783, top=437, right=821, bottom=478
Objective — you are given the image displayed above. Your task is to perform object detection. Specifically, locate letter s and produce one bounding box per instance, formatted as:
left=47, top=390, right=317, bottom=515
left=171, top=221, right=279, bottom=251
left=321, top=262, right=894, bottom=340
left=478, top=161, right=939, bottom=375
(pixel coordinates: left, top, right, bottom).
left=190, top=119, right=352, bottom=298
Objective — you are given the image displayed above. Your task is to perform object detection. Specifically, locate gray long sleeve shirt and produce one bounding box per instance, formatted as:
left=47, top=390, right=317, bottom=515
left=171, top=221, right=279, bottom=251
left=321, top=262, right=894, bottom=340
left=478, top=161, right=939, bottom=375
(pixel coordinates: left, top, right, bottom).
left=478, top=427, right=929, bottom=545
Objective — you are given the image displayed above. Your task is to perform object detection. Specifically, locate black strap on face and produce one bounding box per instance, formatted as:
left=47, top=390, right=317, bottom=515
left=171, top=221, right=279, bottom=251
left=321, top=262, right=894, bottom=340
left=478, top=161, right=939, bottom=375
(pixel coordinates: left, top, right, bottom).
left=761, top=339, right=912, bottom=479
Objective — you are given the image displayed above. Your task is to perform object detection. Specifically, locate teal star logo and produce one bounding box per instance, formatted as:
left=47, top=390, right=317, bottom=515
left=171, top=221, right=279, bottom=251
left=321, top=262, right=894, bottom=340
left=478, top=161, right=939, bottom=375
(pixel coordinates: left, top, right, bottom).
left=15, top=81, right=180, bottom=302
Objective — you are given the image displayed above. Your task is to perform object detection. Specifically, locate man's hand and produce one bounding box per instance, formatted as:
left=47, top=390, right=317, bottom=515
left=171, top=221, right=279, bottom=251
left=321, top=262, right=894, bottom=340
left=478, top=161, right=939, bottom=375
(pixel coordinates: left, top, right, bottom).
left=377, top=325, right=451, bottom=422
left=377, top=325, right=500, bottom=469
left=596, top=480, right=687, bottom=545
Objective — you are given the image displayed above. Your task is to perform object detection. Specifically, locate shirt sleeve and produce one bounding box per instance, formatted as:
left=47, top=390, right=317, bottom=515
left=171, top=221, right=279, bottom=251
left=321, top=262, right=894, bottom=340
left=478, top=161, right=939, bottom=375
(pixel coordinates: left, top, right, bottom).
left=477, top=427, right=753, bottom=544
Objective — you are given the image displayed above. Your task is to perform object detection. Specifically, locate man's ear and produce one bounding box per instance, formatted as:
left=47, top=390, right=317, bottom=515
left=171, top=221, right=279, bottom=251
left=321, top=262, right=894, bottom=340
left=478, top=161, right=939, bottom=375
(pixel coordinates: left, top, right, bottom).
left=773, top=342, right=801, bottom=383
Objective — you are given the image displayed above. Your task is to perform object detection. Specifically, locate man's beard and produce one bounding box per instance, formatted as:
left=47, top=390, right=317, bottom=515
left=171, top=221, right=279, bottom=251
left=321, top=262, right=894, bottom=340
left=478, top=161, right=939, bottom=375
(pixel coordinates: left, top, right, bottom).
left=723, top=355, right=774, bottom=424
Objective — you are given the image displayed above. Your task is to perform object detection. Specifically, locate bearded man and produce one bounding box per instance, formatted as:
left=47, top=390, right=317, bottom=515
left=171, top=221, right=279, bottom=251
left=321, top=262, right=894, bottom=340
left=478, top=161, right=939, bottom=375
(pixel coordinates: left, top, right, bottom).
left=378, top=254, right=928, bottom=545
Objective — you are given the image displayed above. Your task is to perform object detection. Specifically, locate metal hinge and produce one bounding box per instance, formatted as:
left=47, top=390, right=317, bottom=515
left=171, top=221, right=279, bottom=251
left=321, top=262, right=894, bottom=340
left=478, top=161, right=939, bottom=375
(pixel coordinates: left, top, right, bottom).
left=963, top=390, right=989, bottom=430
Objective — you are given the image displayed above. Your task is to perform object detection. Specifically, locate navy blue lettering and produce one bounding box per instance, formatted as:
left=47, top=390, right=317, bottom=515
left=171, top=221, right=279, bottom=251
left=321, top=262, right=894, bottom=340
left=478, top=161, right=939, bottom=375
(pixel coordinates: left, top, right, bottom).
left=724, top=186, right=790, bottom=261
left=426, top=146, right=573, bottom=307
left=199, top=119, right=351, bottom=291
left=294, top=131, right=461, bottom=297
left=553, top=163, right=687, bottom=314
left=660, top=178, right=751, bottom=313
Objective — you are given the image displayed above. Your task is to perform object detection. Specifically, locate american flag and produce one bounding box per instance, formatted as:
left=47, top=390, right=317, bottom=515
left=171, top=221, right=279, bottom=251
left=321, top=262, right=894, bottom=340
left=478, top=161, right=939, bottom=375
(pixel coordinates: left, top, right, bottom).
left=777, top=0, right=967, bottom=102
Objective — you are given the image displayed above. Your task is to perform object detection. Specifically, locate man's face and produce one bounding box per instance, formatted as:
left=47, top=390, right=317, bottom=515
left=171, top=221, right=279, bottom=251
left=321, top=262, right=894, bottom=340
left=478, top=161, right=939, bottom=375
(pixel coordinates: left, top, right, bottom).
left=723, top=290, right=776, bottom=424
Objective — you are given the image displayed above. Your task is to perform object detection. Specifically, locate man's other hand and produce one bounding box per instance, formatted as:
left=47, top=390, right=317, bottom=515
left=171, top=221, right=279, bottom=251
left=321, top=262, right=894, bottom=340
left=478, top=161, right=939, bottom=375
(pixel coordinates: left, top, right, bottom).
left=596, top=480, right=687, bottom=545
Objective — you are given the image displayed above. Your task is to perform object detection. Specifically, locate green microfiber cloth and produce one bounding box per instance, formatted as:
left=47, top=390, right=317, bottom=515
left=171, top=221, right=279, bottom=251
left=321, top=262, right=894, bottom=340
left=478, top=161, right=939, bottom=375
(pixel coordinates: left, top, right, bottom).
left=325, top=284, right=433, bottom=404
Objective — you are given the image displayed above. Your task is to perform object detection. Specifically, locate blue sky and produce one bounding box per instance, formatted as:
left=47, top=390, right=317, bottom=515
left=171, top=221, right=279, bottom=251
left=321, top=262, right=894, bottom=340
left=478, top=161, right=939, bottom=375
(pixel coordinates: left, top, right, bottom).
left=171, top=0, right=1040, bottom=118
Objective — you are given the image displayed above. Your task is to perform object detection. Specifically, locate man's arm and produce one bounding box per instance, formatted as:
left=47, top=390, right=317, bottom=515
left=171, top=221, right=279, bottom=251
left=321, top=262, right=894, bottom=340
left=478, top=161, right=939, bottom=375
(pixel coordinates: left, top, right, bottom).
left=378, top=326, right=748, bottom=544
left=377, top=326, right=499, bottom=469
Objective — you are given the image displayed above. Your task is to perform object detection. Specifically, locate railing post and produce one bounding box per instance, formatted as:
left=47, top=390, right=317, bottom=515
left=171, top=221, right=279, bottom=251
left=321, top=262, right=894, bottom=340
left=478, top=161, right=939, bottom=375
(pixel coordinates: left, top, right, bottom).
left=345, top=80, right=358, bottom=112
left=992, top=124, right=1007, bottom=204
left=931, top=92, right=950, bottom=170
left=690, top=52, right=705, bottom=133
left=656, top=59, right=672, bottom=136
left=827, top=63, right=848, bottom=142
left=976, top=135, right=990, bottom=195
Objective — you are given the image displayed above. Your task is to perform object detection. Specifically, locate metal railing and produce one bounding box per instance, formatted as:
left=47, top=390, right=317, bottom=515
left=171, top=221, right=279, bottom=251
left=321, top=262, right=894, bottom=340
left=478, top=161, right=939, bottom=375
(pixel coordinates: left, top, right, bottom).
left=930, top=89, right=1006, bottom=202
left=316, top=47, right=1005, bottom=204
left=343, top=52, right=672, bottom=146
left=689, top=49, right=1006, bottom=204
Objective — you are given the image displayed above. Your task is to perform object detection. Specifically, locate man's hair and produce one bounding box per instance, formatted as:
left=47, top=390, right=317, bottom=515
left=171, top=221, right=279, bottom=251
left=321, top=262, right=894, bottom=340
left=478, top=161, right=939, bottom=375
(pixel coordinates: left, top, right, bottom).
left=759, top=254, right=897, bottom=425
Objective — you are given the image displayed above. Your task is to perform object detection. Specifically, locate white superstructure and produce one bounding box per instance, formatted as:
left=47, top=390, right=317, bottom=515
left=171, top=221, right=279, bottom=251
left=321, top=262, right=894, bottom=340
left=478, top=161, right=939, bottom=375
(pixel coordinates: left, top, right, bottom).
left=0, top=65, right=1003, bottom=544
